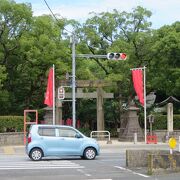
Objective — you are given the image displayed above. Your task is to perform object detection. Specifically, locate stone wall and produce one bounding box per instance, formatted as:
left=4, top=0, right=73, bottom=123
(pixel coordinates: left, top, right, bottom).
left=0, top=132, right=24, bottom=146
left=126, top=150, right=180, bottom=175
left=119, top=130, right=180, bottom=142
left=148, top=153, right=180, bottom=175
left=0, top=130, right=180, bottom=146
left=154, top=130, right=180, bottom=142
left=126, top=150, right=169, bottom=167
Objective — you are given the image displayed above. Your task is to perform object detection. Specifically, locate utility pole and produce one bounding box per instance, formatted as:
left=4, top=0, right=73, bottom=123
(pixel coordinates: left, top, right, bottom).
left=71, top=33, right=76, bottom=128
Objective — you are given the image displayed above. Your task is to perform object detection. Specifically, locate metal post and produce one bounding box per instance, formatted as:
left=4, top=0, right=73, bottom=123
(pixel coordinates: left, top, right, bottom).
left=72, top=52, right=126, bottom=128
left=134, top=133, right=137, bottom=144
left=130, top=66, right=147, bottom=143
left=179, top=136, right=180, bottom=152
left=72, top=34, right=76, bottom=128
left=53, top=64, right=55, bottom=125
left=150, top=122, right=152, bottom=136
left=144, top=66, right=147, bottom=143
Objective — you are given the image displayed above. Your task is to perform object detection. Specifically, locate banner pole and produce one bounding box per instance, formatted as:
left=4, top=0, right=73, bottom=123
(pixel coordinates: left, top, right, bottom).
left=53, top=64, right=55, bottom=125
left=144, top=66, right=147, bottom=143
left=131, top=66, right=147, bottom=143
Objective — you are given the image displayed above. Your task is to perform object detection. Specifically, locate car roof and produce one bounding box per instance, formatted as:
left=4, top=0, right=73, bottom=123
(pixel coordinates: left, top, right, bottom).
left=31, top=124, right=75, bottom=128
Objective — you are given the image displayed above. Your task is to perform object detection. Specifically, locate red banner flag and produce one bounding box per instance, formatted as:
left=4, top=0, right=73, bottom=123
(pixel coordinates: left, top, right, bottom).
left=132, top=69, right=144, bottom=106
left=44, top=68, right=53, bottom=107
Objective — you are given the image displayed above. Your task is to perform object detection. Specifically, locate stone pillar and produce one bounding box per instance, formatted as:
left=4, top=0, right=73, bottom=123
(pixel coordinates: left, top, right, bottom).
left=167, top=103, right=173, bottom=132
left=43, top=107, right=53, bottom=124
left=97, top=87, right=104, bottom=131
left=55, top=98, right=62, bottom=125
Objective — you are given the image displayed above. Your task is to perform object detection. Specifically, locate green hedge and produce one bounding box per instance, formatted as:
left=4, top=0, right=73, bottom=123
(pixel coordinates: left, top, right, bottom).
left=78, top=128, right=91, bottom=137
left=0, top=116, right=24, bottom=133
left=153, top=114, right=180, bottom=130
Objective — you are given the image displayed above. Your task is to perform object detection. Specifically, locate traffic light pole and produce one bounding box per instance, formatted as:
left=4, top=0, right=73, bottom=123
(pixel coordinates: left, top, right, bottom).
left=72, top=34, right=76, bottom=128
left=70, top=52, right=108, bottom=128
left=76, top=53, right=127, bottom=60
left=71, top=44, right=108, bottom=128
left=71, top=52, right=107, bottom=128
left=76, top=54, right=107, bottom=59
left=71, top=42, right=126, bottom=128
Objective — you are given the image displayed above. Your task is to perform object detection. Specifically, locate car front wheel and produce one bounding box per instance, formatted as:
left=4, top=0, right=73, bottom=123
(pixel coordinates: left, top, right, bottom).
left=83, top=147, right=96, bottom=160
left=29, top=148, right=43, bottom=161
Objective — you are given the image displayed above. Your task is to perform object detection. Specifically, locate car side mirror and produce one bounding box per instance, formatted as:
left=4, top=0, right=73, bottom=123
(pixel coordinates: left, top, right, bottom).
left=75, top=133, right=82, bottom=138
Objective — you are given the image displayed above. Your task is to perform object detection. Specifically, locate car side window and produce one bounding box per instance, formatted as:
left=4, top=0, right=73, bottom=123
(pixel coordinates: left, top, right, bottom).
left=58, top=128, right=77, bottom=138
left=38, top=127, right=56, bottom=137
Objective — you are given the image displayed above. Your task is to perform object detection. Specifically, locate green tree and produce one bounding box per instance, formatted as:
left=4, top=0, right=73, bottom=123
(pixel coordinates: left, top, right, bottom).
left=0, top=0, right=32, bottom=114
left=75, top=6, right=154, bottom=128
left=0, top=0, right=179, bottom=132
left=0, top=0, right=71, bottom=114
left=148, top=22, right=180, bottom=97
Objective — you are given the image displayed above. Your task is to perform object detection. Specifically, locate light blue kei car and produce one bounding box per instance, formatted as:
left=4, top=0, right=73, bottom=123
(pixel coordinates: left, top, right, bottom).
left=26, top=124, right=100, bottom=161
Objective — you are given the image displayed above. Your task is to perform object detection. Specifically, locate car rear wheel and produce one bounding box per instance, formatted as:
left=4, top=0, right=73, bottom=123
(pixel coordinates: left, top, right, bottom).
left=83, top=147, right=96, bottom=160
left=30, top=148, right=43, bottom=161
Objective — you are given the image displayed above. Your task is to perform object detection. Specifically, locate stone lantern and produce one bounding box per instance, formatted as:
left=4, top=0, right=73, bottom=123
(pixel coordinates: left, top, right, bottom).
left=119, top=101, right=144, bottom=141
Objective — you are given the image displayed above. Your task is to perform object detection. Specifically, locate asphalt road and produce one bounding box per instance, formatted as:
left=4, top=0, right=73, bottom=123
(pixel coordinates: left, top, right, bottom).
left=0, top=143, right=180, bottom=180
left=0, top=155, right=179, bottom=180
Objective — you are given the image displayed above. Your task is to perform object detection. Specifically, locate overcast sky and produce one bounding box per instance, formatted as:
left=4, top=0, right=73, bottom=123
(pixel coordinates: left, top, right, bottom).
left=14, top=0, right=180, bottom=29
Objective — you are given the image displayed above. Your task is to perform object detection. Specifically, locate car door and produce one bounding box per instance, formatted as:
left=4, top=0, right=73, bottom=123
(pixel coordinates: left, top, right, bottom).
left=38, top=127, right=59, bottom=155
left=56, top=127, right=83, bottom=155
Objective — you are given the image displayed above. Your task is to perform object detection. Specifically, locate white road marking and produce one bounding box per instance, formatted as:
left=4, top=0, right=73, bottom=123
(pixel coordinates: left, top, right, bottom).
left=0, top=166, right=84, bottom=170
left=114, top=166, right=150, bottom=178
left=0, top=160, right=84, bottom=170
left=77, top=168, right=92, bottom=177
left=132, top=171, right=150, bottom=178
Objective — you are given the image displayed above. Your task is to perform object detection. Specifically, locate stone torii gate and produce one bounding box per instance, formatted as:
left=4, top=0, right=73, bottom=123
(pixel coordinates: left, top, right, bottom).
left=157, top=96, right=180, bottom=133
left=57, top=80, right=114, bottom=131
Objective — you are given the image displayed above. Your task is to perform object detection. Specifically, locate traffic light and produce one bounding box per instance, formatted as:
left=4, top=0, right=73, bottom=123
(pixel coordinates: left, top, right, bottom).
left=58, top=86, right=65, bottom=100
left=107, top=53, right=127, bottom=60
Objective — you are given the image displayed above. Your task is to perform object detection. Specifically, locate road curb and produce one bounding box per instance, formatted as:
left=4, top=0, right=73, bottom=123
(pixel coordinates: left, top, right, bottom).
left=2, top=146, right=15, bottom=155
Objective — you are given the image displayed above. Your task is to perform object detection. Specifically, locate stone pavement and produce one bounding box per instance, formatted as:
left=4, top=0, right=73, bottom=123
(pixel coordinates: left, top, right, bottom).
left=0, top=140, right=179, bottom=155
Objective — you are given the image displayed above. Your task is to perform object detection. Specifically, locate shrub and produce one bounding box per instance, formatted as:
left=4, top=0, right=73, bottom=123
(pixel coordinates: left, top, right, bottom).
left=152, top=114, right=180, bottom=130
left=0, top=116, right=24, bottom=133
left=173, top=115, right=180, bottom=129
left=78, top=128, right=91, bottom=137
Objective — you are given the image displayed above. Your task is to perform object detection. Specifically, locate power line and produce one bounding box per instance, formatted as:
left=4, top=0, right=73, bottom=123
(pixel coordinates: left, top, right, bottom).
left=43, top=0, right=77, bottom=128
left=42, top=0, right=72, bottom=34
